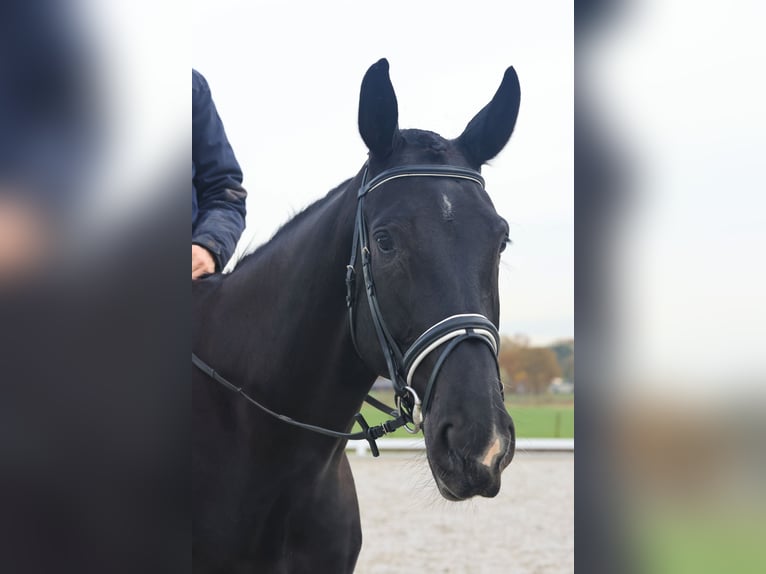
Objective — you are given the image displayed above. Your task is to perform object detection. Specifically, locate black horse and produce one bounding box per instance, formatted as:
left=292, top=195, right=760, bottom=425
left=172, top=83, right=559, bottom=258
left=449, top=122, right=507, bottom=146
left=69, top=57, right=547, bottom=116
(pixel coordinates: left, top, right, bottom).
left=193, top=59, right=521, bottom=573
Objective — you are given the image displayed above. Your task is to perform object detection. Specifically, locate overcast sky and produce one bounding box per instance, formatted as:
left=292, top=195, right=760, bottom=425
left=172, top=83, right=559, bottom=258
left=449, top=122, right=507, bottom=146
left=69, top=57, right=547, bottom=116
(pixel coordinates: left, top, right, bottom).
left=192, top=1, right=573, bottom=345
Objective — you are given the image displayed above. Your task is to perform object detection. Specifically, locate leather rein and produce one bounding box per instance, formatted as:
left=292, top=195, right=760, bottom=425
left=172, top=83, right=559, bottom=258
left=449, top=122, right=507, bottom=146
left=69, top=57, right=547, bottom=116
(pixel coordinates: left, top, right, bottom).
left=192, top=163, right=501, bottom=457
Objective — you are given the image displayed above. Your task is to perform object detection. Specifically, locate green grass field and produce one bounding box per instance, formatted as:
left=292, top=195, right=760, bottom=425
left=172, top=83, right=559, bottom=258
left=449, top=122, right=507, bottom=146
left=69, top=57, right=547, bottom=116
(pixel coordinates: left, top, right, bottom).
left=353, top=391, right=573, bottom=439
left=508, top=405, right=574, bottom=438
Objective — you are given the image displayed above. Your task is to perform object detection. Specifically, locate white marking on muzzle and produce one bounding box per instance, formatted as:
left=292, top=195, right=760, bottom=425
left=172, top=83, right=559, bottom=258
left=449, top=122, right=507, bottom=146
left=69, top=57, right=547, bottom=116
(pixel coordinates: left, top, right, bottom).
left=480, top=431, right=504, bottom=468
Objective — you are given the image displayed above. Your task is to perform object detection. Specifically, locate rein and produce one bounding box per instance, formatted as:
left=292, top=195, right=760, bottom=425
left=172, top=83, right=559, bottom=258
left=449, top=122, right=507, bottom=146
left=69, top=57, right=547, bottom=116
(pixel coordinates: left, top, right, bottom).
left=193, top=163, right=501, bottom=457
left=191, top=352, right=407, bottom=455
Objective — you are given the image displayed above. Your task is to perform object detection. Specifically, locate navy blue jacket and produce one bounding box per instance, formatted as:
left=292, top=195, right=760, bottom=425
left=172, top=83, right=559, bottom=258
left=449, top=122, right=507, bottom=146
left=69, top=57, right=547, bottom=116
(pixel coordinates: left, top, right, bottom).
left=192, top=70, right=247, bottom=271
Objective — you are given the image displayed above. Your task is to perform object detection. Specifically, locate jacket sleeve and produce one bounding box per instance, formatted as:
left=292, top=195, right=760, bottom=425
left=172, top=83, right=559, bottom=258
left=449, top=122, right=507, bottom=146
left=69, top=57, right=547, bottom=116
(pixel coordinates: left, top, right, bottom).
left=192, top=70, right=247, bottom=271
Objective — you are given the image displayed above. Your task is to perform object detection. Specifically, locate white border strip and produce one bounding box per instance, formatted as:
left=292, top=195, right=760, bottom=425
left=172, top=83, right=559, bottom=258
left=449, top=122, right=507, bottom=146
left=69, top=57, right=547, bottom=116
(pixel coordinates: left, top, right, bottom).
left=347, top=438, right=574, bottom=456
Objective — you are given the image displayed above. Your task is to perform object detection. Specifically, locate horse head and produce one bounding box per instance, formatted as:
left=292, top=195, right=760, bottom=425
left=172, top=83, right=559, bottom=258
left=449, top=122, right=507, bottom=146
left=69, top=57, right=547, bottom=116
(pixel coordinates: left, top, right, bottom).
left=352, top=59, right=520, bottom=500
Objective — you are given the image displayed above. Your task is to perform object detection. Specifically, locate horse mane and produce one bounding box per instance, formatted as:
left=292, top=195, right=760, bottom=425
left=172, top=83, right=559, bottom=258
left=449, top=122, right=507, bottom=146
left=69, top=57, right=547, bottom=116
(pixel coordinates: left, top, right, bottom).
left=228, top=177, right=354, bottom=272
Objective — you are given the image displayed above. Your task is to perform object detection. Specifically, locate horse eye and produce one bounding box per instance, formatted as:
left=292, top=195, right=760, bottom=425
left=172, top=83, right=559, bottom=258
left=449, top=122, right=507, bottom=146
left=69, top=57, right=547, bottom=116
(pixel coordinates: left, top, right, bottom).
left=375, top=232, right=395, bottom=253
left=499, top=235, right=511, bottom=253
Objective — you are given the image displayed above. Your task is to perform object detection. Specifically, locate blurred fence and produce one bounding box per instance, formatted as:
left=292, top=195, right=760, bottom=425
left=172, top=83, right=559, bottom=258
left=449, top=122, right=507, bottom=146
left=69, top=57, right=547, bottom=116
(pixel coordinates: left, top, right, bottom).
left=347, top=437, right=574, bottom=456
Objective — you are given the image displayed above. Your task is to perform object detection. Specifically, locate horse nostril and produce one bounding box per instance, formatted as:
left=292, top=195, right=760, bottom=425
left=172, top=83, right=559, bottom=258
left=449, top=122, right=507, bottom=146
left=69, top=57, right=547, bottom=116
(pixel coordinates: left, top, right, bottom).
left=440, top=423, right=454, bottom=449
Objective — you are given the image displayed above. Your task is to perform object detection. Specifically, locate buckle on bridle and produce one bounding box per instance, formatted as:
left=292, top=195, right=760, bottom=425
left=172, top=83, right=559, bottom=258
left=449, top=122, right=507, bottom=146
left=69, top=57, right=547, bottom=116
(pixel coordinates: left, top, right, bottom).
left=397, top=386, right=423, bottom=434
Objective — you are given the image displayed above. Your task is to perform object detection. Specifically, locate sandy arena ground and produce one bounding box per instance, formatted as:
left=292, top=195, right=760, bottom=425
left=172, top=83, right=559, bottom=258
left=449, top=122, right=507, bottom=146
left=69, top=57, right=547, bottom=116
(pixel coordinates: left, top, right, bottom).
left=349, top=452, right=573, bottom=574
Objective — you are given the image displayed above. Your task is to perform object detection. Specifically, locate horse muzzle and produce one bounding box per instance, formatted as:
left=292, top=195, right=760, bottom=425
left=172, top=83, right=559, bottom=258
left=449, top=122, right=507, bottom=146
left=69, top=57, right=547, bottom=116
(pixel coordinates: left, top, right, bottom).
left=427, top=418, right=515, bottom=501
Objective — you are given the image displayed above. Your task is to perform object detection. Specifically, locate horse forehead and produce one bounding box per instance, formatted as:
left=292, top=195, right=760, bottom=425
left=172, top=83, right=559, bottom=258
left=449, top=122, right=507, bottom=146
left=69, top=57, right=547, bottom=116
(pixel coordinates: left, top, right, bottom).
left=382, top=178, right=492, bottom=212
left=368, top=183, right=495, bottom=233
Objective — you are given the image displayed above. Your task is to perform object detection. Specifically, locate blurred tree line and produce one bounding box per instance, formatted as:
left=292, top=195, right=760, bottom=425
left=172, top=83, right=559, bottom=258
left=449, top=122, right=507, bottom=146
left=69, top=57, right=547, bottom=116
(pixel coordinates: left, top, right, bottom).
left=498, top=335, right=574, bottom=394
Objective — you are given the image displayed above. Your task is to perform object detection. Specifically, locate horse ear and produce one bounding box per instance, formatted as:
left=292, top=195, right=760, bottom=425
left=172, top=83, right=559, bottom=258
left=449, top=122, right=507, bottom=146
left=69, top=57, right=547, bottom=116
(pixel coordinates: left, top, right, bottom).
left=358, top=58, right=399, bottom=158
left=457, top=66, right=521, bottom=166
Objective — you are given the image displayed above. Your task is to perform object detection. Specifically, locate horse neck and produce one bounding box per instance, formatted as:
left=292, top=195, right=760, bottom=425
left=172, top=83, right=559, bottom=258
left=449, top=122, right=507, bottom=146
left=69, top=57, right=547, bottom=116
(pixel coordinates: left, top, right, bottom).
left=209, top=173, right=375, bottom=428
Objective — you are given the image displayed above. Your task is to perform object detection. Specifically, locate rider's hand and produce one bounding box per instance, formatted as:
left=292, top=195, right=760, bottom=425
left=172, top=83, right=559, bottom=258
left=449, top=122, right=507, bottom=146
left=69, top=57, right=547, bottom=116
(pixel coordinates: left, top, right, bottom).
left=192, top=244, right=216, bottom=279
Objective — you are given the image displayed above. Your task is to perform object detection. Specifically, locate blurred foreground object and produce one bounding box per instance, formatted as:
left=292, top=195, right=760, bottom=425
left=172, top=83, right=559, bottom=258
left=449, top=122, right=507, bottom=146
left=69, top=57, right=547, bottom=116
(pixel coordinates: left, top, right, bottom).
left=0, top=0, right=97, bottom=287
left=0, top=1, right=188, bottom=573
left=0, top=195, right=52, bottom=284
left=614, top=396, right=766, bottom=574
left=0, top=0, right=97, bottom=200
left=577, top=0, right=766, bottom=572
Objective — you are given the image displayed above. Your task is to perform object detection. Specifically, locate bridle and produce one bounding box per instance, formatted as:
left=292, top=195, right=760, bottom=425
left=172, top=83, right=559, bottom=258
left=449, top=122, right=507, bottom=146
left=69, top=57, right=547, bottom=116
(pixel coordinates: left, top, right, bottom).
left=192, top=163, right=502, bottom=456
left=345, top=163, right=501, bottom=433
